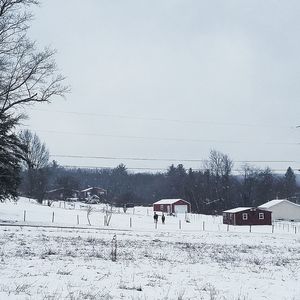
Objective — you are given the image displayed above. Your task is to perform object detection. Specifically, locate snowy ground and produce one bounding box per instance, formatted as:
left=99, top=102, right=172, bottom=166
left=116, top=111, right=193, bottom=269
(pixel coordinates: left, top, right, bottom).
left=0, top=198, right=300, bottom=299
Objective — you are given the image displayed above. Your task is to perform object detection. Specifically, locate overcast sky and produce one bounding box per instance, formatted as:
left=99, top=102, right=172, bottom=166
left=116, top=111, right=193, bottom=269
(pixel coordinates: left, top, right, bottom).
left=25, top=0, right=300, bottom=173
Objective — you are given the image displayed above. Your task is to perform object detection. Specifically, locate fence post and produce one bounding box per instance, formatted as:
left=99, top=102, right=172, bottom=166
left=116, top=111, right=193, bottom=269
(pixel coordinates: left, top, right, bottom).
left=249, top=225, right=252, bottom=233
left=23, top=210, right=26, bottom=222
left=77, top=215, right=79, bottom=225
left=179, top=220, right=181, bottom=229
left=227, top=224, right=229, bottom=232
left=111, top=234, right=117, bottom=262
left=130, top=217, right=132, bottom=228
left=272, top=225, right=274, bottom=233
left=295, top=226, right=297, bottom=234
left=202, top=221, right=205, bottom=231
left=52, top=211, right=55, bottom=223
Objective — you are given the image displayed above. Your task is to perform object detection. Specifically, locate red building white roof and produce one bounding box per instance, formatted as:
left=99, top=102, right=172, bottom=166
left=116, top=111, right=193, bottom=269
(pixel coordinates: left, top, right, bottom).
left=153, top=199, right=189, bottom=205
left=223, top=207, right=252, bottom=213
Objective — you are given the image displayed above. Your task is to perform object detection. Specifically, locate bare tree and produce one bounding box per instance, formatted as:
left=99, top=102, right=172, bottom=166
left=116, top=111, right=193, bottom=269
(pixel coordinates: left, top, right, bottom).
left=239, top=164, right=260, bottom=206
left=204, top=149, right=234, bottom=208
left=205, top=149, right=233, bottom=177
left=18, top=129, right=49, bottom=202
left=18, top=129, right=49, bottom=169
left=86, top=205, right=94, bottom=226
left=0, top=0, right=69, bottom=114
left=105, top=204, right=113, bottom=226
left=0, top=0, right=68, bottom=202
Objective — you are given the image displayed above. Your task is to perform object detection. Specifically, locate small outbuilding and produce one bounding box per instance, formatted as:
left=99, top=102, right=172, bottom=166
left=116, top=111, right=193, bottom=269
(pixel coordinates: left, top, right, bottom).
left=259, top=199, right=300, bottom=221
left=79, top=187, right=107, bottom=201
left=45, top=188, right=79, bottom=201
left=153, top=199, right=191, bottom=214
left=223, top=207, right=272, bottom=226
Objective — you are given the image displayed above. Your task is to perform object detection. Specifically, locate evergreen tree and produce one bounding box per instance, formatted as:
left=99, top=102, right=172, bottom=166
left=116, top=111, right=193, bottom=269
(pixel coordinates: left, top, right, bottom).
left=255, top=168, right=275, bottom=205
left=0, top=113, right=24, bottom=201
left=284, top=167, right=296, bottom=198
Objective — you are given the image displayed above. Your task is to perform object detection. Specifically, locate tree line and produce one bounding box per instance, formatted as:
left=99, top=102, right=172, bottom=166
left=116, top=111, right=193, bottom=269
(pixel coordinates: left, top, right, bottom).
left=18, top=144, right=299, bottom=214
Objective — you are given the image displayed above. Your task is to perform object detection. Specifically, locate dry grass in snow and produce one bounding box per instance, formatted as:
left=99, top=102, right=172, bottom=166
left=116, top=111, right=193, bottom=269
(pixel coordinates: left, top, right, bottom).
left=0, top=198, right=299, bottom=299
left=0, top=225, right=299, bottom=299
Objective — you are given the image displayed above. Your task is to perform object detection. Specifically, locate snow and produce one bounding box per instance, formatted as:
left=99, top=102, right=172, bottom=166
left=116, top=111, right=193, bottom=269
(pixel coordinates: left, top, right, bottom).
left=45, top=188, right=64, bottom=193
left=153, top=198, right=187, bottom=205
left=0, top=198, right=300, bottom=299
left=259, top=199, right=300, bottom=209
left=223, top=207, right=253, bottom=213
left=81, top=187, right=106, bottom=192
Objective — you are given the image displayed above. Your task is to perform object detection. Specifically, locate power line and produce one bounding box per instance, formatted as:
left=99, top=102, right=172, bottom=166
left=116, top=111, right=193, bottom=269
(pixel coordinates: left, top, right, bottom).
left=63, top=165, right=167, bottom=171
left=52, top=154, right=205, bottom=162
left=35, top=129, right=241, bottom=144
left=28, top=108, right=294, bottom=129
left=51, top=154, right=205, bottom=162
left=35, top=129, right=300, bottom=146
left=50, top=154, right=300, bottom=164
left=61, top=164, right=297, bottom=173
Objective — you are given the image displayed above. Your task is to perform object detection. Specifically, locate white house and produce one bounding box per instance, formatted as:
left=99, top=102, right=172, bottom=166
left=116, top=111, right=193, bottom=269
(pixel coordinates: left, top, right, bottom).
left=259, top=199, right=300, bottom=221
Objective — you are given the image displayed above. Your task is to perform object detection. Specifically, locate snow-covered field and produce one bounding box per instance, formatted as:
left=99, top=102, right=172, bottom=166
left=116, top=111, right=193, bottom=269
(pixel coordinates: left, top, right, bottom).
left=0, top=198, right=300, bottom=299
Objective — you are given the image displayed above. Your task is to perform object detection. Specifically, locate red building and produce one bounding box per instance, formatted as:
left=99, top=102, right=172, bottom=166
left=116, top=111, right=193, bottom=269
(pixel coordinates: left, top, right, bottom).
left=223, top=207, right=272, bottom=226
left=153, top=199, right=191, bottom=214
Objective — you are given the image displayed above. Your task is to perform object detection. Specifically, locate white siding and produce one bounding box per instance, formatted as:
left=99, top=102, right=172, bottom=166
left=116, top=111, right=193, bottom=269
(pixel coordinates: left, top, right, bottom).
left=174, top=205, right=188, bottom=214
left=260, top=201, right=300, bottom=221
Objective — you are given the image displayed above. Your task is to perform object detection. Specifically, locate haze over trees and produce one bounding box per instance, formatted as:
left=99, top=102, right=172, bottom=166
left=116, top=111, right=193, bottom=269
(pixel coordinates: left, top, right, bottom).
left=0, top=0, right=68, bottom=201
left=17, top=148, right=299, bottom=214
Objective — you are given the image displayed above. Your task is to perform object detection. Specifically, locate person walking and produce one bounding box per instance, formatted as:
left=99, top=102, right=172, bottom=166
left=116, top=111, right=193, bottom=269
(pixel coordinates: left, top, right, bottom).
left=153, top=212, right=158, bottom=224
left=162, top=213, right=165, bottom=224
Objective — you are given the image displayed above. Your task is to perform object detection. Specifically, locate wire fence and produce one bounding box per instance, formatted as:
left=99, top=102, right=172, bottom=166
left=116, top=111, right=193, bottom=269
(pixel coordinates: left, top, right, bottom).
left=2, top=200, right=300, bottom=236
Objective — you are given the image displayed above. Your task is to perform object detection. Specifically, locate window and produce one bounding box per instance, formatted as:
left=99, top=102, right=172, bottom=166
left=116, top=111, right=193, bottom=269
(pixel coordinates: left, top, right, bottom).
left=242, top=213, right=248, bottom=220
left=259, top=213, right=264, bottom=220
left=160, top=204, right=164, bottom=210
